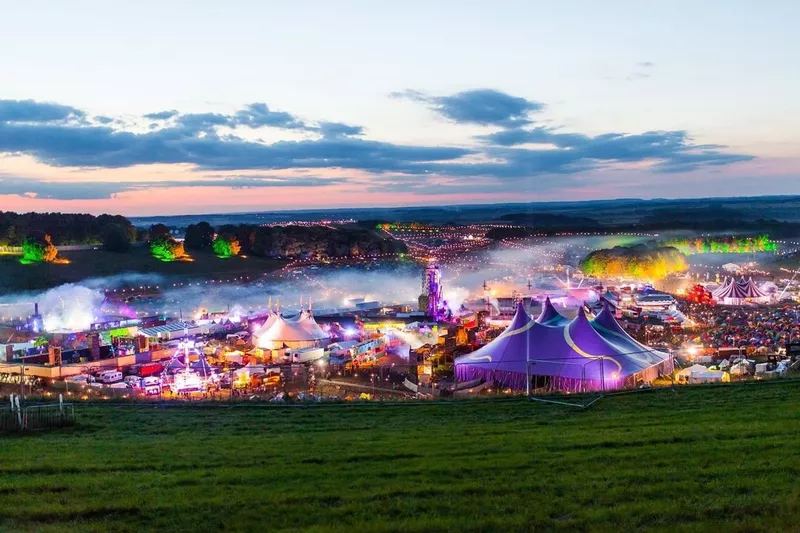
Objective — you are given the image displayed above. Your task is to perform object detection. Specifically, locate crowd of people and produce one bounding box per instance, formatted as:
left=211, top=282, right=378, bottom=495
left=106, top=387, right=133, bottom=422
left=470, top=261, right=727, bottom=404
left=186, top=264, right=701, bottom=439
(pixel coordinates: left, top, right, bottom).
left=694, top=305, right=800, bottom=350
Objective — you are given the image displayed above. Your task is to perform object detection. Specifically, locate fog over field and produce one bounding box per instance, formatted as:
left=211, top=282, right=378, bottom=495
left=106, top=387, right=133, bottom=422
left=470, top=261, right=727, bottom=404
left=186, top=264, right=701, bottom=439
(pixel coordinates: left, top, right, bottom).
left=0, top=237, right=596, bottom=330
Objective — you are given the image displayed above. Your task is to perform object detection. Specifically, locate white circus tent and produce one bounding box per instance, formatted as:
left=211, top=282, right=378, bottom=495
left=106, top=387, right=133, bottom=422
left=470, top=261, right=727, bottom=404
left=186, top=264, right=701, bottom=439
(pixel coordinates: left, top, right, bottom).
left=256, top=308, right=329, bottom=350
left=713, top=277, right=769, bottom=305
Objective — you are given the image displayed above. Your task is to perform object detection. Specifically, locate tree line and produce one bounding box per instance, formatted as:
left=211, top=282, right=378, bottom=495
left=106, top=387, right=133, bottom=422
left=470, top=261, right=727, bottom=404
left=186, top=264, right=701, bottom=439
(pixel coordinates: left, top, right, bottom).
left=181, top=222, right=407, bottom=259
left=0, top=211, right=136, bottom=248
left=1, top=211, right=407, bottom=261
left=486, top=212, right=800, bottom=240
left=579, top=244, right=688, bottom=280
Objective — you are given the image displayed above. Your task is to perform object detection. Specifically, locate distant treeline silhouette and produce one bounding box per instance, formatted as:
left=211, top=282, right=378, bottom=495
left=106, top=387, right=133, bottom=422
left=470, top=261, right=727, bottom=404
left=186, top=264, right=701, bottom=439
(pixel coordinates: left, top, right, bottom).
left=485, top=209, right=800, bottom=240
left=0, top=211, right=136, bottom=247
left=0, top=211, right=406, bottom=260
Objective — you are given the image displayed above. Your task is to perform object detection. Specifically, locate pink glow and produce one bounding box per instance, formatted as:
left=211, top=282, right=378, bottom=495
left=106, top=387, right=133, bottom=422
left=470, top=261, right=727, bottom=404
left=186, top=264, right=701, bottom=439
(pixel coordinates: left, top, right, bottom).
left=2, top=155, right=798, bottom=216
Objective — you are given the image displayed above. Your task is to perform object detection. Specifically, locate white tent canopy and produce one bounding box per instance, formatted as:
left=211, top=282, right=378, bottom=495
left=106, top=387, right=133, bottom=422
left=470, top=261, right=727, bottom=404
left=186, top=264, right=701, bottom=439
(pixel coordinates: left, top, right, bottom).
left=688, top=370, right=728, bottom=384
left=677, top=364, right=709, bottom=380
left=256, top=311, right=329, bottom=350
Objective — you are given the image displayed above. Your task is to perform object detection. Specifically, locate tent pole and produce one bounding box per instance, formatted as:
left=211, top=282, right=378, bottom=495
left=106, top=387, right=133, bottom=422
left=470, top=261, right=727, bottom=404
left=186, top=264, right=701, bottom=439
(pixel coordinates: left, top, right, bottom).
left=525, top=355, right=530, bottom=398
left=582, top=364, right=586, bottom=408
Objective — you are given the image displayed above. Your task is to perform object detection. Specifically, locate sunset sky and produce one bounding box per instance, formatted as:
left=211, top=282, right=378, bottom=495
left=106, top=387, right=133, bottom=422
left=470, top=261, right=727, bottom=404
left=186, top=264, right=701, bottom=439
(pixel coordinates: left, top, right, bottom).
left=1, top=0, right=798, bottom=216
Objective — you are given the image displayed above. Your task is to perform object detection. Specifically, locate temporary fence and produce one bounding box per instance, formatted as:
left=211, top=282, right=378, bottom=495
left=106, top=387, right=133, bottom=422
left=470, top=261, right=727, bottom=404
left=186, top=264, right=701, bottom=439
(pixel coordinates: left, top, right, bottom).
left=0, top=405, right=18, bottom=432
left=523, top=358, right=608, bottom=408
left=454, top=353, right=676, bottom=408
left=0, top=394, right=75, bottom=433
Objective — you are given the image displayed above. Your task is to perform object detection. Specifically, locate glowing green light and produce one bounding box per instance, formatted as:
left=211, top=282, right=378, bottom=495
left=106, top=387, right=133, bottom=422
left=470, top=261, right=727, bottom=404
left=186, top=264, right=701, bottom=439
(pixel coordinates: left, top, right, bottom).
left=212, top=236, right=241, bottom=258
left=665, top=235, right=776, bottom=255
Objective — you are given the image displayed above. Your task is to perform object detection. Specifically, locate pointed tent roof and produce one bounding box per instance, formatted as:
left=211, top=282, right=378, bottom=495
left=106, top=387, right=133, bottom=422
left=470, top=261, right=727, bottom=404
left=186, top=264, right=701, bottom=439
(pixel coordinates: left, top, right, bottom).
left=712, top=277, right=733, bottom=298
left=714, top=278, right=749, bottom=300
left=452, top=302, right=535, bottom=377
left=190, top=356, right=216, bottom=378
left=253, top=312, right=279, bottom=338
left=284, top=310, right=307, bottom=323
left=297, top=311, right=329, bottom=339
left=535, top=297, right=570, bottom=327
left=284, top=308, right=328, bottom=337
left=563, top=307, right=654, bottom=375
left=741, top=277, right=767, bottom=298
left=166, top=356, right=186, bottom=371
left=257, top=313, right=329, bottom=347
left=455, top=301, right=671, bottom=391
left=590, top=301, right=668, bottom=367
left=508, top=301, right=531, bottom=329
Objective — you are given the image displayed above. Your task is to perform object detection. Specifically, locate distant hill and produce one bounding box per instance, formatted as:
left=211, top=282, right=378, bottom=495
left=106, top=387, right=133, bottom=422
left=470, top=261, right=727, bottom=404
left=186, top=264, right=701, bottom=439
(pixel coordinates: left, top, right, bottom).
left=640, top=206, right=749, bottom=223
left=497, top=212, right=601, bottom=228
left=129, top=195, right=800, bottom=229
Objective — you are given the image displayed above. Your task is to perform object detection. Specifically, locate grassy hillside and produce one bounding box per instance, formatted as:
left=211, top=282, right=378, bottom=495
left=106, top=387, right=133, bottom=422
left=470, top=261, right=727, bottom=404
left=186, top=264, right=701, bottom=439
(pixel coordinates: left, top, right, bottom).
left=0, top=246, right=284, bottom=291
left=2, top=382, right=800, bottom=532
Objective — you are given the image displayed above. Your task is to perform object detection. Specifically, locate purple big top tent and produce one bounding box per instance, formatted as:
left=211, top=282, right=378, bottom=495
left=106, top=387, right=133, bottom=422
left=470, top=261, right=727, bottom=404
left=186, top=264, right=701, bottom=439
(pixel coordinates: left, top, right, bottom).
left=713, top=276, right=764, bottom=305
left=741, top=277, right=768, bottom=299
left=455, top=299, right=673, bottom=392
left=536, top=296, right=571, bottom=327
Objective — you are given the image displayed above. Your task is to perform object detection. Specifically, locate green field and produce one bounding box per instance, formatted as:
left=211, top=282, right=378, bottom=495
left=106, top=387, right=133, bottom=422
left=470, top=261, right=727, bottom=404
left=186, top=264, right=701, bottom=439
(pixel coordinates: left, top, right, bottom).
left=2, top=383, right=800, bottom=532
left=0, top=246, right=285, bottom=291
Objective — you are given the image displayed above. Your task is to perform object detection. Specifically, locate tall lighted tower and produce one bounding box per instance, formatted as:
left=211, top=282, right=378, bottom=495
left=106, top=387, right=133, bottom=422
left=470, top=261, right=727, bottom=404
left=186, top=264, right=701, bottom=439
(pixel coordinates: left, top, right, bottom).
left=423, top=261, right=443, bottom=319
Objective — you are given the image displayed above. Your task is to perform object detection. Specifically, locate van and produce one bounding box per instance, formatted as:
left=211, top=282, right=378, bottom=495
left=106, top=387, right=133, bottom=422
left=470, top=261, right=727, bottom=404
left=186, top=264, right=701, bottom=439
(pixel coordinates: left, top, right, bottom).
left=124, top=375, right=142, bottom=387
left=65, top=374, right=95, bottom=383
left=142, top=376, right=161, bottom=387
left=100, top=371, right=123, bottom=384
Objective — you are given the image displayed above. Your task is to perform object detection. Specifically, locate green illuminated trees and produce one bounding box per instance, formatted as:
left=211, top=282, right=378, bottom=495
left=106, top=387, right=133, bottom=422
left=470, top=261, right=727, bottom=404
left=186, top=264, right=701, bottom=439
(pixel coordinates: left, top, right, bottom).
left=150, top=235, right=188, bottom=262
left=212, top=235, right=241, bottom=258
left=579, top=245, right=687, bottom=280
left=665, top=235, right=776, bottom=255
left=19, top=234, right=60, bottom=264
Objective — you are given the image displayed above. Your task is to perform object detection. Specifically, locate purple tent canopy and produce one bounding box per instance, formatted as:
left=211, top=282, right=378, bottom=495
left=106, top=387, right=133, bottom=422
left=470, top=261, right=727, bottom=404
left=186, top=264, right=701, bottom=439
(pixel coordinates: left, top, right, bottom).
left=536, top=297, right=571, bottom=327
left=455, top=300, right=672, bottom=392
left=166, top=355, right=187, bottom=371
left=741, top=277, right=767, bottom=298
left=190, top=356, right=216, bottom=378
left=714, top=276, right=767, bottom=304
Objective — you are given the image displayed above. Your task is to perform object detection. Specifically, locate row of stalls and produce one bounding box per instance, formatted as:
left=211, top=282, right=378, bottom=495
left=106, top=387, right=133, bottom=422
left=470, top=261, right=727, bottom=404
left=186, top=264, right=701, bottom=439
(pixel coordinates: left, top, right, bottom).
left=677, top=358, right=793, bottom=384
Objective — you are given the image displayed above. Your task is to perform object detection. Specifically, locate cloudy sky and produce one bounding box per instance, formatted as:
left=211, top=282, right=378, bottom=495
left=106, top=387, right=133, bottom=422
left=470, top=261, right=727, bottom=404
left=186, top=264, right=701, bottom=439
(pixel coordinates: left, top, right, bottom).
left=1, top=0, right=798, bottom=215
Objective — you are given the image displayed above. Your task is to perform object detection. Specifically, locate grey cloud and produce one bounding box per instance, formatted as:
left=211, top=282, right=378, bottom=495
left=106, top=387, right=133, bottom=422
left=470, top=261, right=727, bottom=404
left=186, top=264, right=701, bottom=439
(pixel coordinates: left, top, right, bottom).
left=0, top=97, right=753, bottom=191
left=392, top=88, right=544, bottom=127
left=0, top=176, right=126, bottom=200
left=143, top=110, right=179, bottom=120
left=233, top=103, right=307, bottom=130
left=0, top=116, right=471, bottom=171
left=0, top=175, right=351, bottom=200
left=0, top=99, right=85, bottom=123
left=318, top=122, right=364, bottom=138
left=175, top=112, right=232, bottom=133
left=473, top=127, right=753, bottom=177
